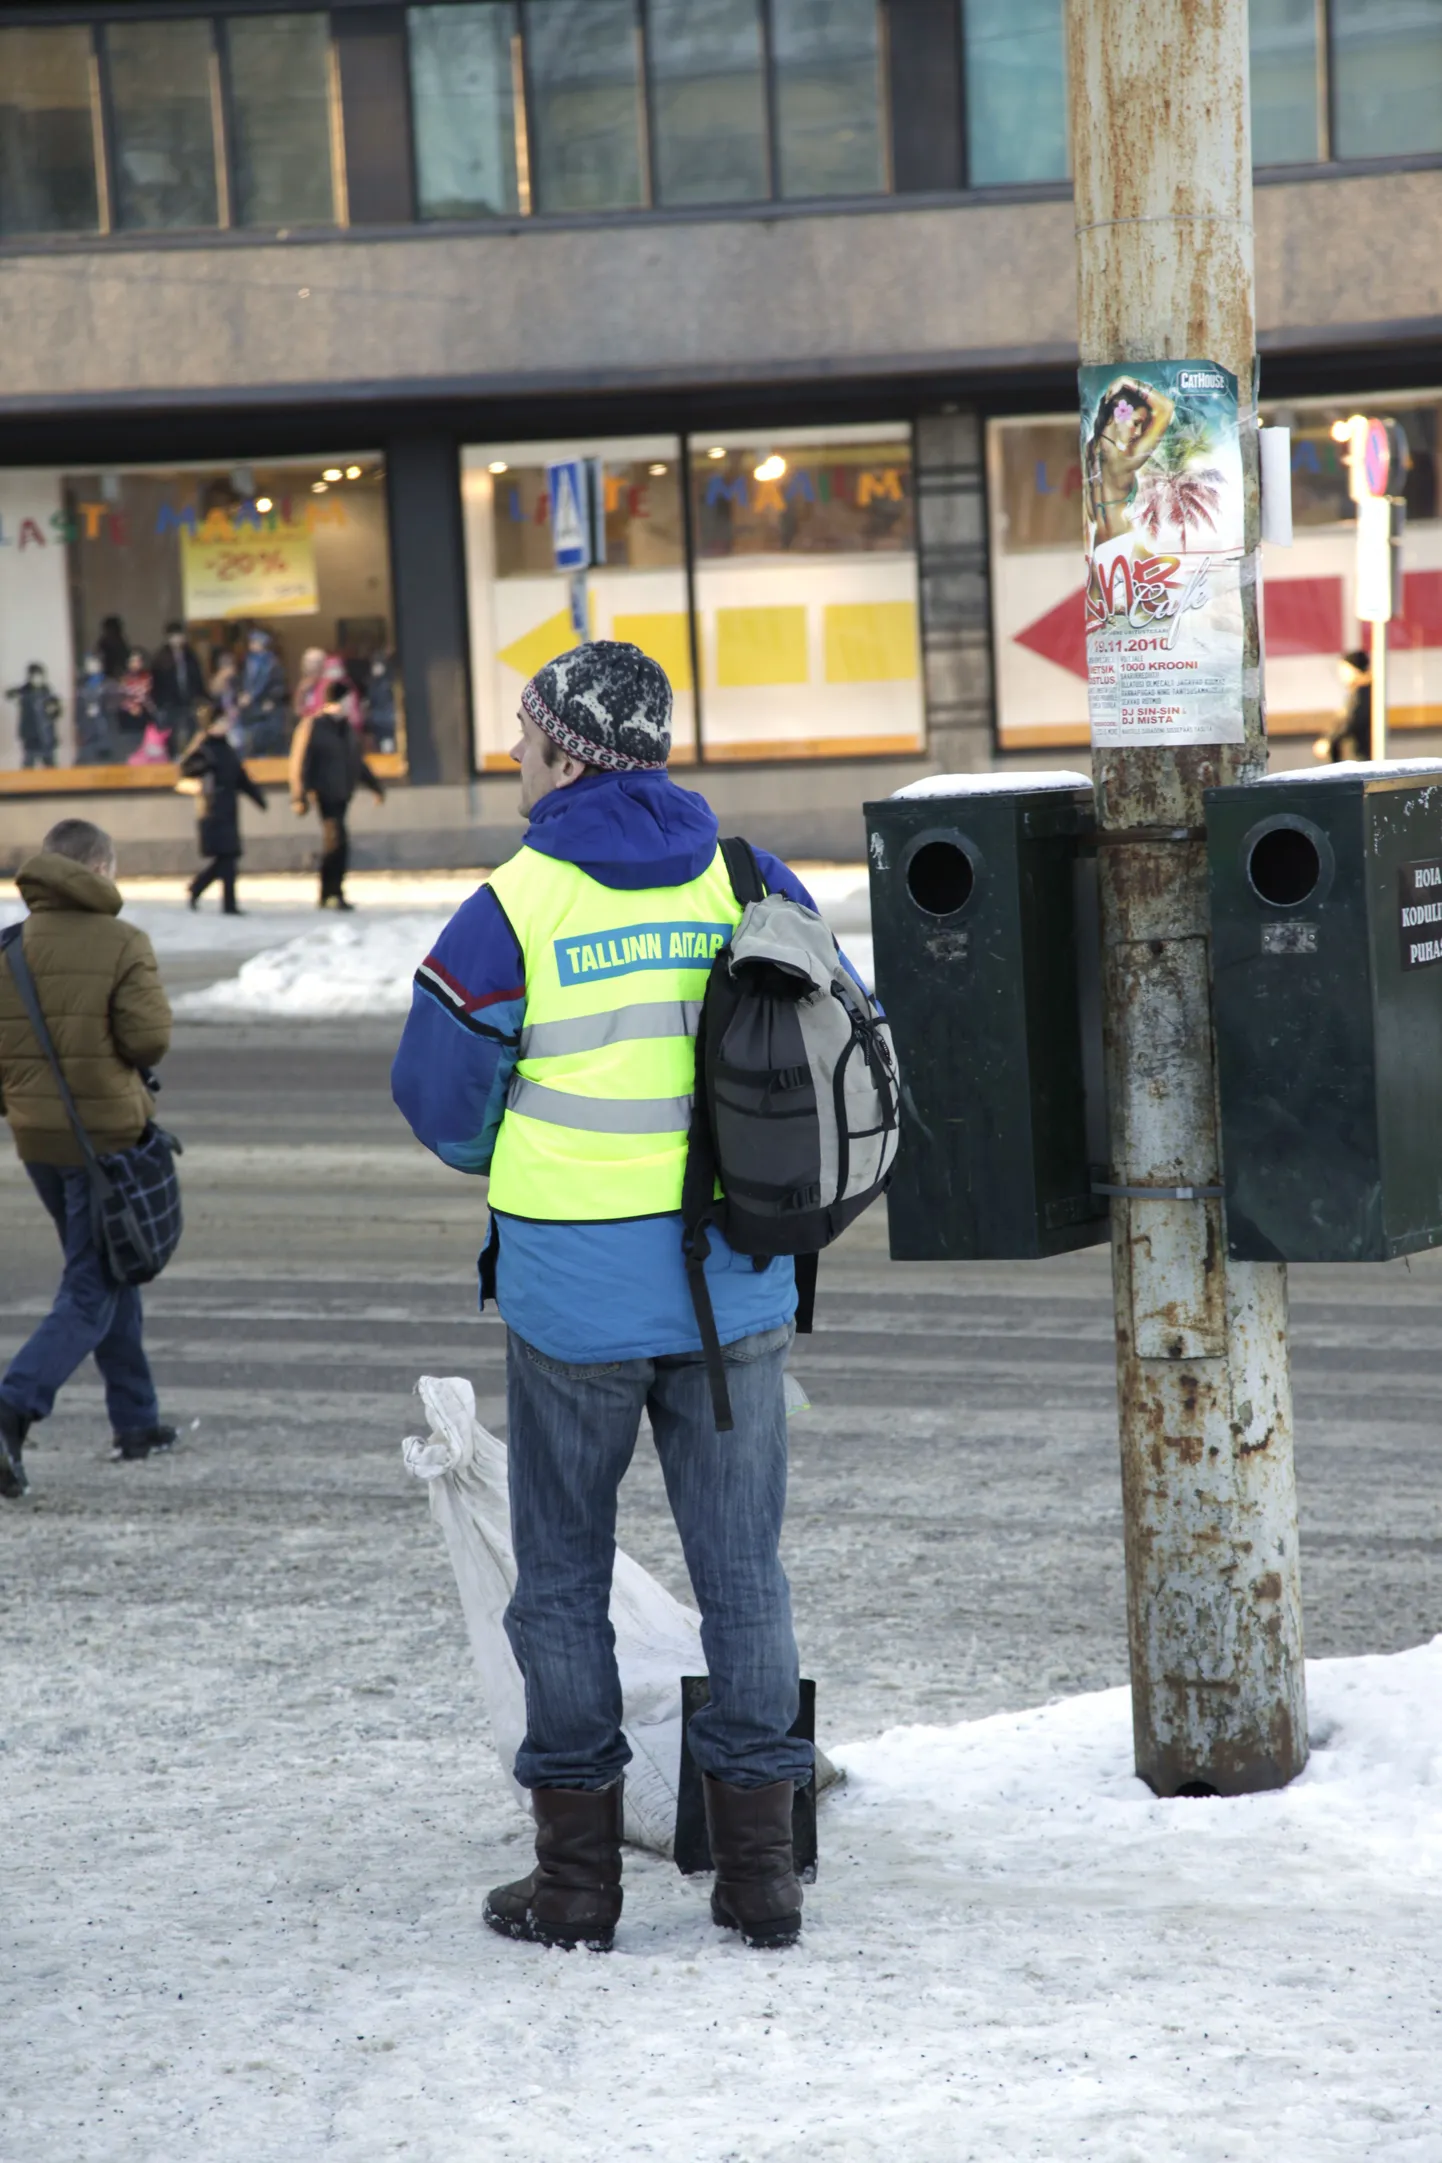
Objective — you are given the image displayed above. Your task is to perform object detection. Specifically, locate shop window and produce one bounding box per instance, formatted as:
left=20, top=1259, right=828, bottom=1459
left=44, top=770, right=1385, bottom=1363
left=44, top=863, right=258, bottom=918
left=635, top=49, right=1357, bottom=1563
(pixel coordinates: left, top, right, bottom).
left=1333, top=0, right=1442, bottom=159
left=409, top=3, right=523, bottom=218
left=648, top=0, right=769, bottom=206
left=462, top=437, right=693, bottom=767
left=0, top=27, right=100, bottom=238
left=105, top=18, right=219, bottom=232
left=771, top=0, right=886, bottom=199
left=1249, top=0, right=1321, bottom=165
left=0, top=458, right=400, bottom=781
left=226, top=13, right=337, bottom=228
left=523, top=0, right=646, bottom=212
left=962, top=0, right=1068, bottom=186
left=690, top=424, right=921, bottom=758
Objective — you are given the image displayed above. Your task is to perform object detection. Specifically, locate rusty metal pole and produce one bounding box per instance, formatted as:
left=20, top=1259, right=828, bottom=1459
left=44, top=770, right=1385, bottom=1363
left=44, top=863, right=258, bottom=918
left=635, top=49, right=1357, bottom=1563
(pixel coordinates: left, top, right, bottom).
left=1068, top=0, right=1308, bottom=1793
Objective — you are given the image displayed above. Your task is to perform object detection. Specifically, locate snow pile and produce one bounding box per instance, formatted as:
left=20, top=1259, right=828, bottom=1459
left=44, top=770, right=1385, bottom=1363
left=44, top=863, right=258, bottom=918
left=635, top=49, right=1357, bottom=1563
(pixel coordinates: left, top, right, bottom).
left=892, top=769, right=1092, bottom=799
left=837, top=1639, right=1442, bottom=1890
left=1257, top=758, right=1442, bottom=784
left=169, top=881, right=876, bottom=1016
left=174, top=913, right=448, bottom=1018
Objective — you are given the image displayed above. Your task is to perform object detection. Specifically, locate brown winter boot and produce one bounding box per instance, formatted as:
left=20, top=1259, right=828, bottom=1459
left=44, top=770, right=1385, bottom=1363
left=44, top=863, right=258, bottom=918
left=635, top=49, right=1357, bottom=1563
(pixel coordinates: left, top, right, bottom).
left=483, top=1782, right=624, bottom=1951
left=703, top=1775, right=802, bottom=1948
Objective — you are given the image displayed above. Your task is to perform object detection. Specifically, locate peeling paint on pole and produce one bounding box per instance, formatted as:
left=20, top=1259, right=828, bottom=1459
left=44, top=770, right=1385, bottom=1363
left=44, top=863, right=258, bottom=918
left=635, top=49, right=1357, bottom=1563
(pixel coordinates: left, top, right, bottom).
left=1067, top=0, right=1307, bottom=1794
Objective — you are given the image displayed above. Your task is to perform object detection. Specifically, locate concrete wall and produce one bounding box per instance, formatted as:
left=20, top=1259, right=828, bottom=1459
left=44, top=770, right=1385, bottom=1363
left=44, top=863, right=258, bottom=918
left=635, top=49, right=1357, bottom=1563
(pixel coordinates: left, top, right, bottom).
left=2, top=167, right=1440, bottom=416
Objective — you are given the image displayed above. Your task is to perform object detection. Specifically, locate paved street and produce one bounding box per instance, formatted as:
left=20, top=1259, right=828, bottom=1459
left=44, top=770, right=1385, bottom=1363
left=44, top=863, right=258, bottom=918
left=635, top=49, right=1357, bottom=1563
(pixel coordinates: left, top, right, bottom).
left=3, top=1010, right=1439, bottom=1749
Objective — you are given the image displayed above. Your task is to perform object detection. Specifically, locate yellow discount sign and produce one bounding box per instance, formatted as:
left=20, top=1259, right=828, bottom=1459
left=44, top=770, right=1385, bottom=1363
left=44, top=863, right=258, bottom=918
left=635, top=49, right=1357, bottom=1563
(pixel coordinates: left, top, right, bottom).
left=180, top=528, right=319, bottom=620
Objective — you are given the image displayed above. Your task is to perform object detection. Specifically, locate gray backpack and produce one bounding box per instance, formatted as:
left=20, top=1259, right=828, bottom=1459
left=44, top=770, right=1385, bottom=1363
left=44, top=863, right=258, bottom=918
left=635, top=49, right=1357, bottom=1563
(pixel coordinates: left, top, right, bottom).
left=682, top=840, right=900, bottom=1428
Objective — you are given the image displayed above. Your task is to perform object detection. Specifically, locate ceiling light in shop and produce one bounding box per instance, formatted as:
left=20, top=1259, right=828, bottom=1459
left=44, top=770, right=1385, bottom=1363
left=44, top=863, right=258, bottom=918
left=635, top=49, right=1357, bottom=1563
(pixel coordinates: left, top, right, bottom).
left=322, top=467, right=343, bottom=482
left=707, top=447, right=725, bottom=460
left=312, top=481, right=329, bottom=494
left=488, top=460, right=509, bottom=474
left=255, top=496, right=273, bottom=514
left=345, top=465, right=363, bottom=480
left=649, top=463, right=667, bottom=475
left=754, top=453, right=786, bottom=483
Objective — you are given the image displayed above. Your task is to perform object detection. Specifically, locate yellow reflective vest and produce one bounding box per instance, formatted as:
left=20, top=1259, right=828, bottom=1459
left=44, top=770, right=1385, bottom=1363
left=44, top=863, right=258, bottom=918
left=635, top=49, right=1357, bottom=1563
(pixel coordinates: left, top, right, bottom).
left=485, top=843, right=743, bottom=1221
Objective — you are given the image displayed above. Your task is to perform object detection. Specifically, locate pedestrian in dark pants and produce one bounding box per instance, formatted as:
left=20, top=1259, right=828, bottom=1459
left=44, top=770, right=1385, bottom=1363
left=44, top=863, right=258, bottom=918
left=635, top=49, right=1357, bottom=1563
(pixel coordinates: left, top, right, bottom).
left=392, top=641, right=817, bottom=1954
left=295, top=682, right=384, bottom=910
left=0, top=819, right=176, bottom=1498
left=179, top=706, right=269, bottom=914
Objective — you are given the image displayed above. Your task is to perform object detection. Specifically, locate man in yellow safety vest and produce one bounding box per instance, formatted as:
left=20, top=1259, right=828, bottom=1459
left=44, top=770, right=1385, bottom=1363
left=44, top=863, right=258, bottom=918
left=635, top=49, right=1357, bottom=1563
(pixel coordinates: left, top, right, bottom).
left=392, top=641, right=822, bottom=1952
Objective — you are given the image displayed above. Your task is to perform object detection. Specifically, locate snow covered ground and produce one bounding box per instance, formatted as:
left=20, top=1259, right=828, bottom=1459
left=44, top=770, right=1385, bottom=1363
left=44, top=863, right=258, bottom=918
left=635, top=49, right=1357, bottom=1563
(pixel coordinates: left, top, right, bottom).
left=3, top=867, right=874, bottom=1015
left=143, top=866, right=875, bottom=1017
left=174, top=913, right=454, bottom=1017
left=7, top=1605, right=1440, bottom=2161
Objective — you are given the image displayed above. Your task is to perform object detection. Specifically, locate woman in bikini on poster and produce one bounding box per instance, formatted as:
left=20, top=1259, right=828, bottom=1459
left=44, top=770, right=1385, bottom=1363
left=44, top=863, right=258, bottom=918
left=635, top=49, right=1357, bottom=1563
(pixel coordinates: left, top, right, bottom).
left=1084, top=376, right=1175, bottom=548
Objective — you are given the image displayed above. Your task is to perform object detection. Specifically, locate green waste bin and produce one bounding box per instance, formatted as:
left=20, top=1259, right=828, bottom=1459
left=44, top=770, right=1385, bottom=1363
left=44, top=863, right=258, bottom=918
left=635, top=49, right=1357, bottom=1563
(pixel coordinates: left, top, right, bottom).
left=1207, top=761, right=1442, bottom=1261
left=863, top=775, right=1108, bottom=1260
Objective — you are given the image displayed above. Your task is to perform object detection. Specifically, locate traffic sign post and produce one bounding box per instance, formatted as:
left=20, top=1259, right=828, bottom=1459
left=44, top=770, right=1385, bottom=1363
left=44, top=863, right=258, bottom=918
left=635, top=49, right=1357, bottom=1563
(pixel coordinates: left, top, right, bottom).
left=548, top=456, right=606, bottom=644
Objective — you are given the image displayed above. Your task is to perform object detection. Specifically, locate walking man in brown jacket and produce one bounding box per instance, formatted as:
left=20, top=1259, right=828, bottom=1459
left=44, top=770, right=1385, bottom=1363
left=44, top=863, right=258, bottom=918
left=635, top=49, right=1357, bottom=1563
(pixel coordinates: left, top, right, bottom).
left=0, top=819, right=175, bottom=1497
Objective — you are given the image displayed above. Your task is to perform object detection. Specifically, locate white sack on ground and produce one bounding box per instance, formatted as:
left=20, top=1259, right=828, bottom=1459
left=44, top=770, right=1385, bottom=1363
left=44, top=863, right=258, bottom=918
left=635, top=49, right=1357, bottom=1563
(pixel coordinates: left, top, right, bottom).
left=402, top=1374, right=836, bottom=1857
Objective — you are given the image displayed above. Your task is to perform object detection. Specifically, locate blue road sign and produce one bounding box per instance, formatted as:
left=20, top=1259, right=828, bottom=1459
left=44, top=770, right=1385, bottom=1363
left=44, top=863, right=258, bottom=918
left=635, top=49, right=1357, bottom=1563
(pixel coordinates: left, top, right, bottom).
left=548, top=459, right=590, bottom=571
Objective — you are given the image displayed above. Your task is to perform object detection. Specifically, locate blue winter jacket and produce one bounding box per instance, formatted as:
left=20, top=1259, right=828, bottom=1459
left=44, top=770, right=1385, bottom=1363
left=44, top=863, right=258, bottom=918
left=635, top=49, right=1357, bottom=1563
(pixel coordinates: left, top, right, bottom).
left=390, top=769, right=822, bottom=1364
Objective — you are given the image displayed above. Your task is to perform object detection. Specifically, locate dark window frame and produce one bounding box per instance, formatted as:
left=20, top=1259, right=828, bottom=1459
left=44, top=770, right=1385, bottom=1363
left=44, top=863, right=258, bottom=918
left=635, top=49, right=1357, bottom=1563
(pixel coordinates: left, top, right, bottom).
left=2, top=0, right=1442, bottom=243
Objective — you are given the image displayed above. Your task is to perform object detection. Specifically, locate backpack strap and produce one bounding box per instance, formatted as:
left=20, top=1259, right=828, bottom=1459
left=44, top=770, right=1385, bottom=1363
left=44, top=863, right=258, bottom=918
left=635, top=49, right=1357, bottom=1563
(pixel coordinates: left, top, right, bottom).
left=720, top=836, right=766, bottom=908
left=793, top=1252, right=818, bottom=1335
left=680, top=969, right=735, bottom=1432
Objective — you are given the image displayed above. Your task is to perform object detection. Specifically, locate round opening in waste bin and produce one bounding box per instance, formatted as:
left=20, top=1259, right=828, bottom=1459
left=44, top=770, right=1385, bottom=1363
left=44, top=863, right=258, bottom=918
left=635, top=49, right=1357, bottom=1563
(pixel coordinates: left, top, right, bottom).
left=1247, top=823, right=1322, bottom=908
left=906, top=839, right=975, bottom=917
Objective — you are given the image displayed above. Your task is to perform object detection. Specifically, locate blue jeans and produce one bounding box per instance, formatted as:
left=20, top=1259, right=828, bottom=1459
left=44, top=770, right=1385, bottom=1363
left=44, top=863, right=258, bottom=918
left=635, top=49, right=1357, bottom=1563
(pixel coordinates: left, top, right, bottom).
left=1, top=1164, right=159, bottom=1434
left=503, top=1322, right=813, bottom=1793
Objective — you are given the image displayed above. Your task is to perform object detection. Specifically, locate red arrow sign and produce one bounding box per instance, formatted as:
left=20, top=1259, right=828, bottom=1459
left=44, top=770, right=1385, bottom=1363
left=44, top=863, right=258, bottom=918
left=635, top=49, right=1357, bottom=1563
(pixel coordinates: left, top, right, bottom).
left=1012, top=574, right=1351, bottom=675
left=1012, top=586, right=1088, bottom=679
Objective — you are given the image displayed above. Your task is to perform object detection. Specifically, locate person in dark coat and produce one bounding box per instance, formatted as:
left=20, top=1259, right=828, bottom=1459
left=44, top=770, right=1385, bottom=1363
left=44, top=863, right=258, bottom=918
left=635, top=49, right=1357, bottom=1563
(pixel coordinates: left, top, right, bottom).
left=74, top=654, right=120, bottom=765
left=294, top=681, right=384, bottom=910
left=7, top=664, right=61, bottom=767
left=97, top=615, right=129, bottom=682
left=1327, top=648, right=1373, bottom=762
left=152, top=621, right=207, bottom=756
left=180, top=707, right=269, bottom=914
left=236, top=628, right=290, bottom=756
left=364, top=651, right=399, bottom=752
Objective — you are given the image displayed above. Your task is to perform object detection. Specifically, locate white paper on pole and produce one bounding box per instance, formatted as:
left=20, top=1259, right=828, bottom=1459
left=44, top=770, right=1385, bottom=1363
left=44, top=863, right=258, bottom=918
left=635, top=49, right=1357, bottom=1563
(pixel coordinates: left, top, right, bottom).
left=1355, top=494, right=1392, bottom=623
left=1259, top=427, right=1293, bottom=547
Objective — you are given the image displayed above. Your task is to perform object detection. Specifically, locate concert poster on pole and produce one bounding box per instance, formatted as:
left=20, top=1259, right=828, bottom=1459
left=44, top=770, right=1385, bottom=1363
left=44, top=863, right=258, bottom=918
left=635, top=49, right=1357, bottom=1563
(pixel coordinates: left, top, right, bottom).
left=1079, top=360, right=1246, bottom=747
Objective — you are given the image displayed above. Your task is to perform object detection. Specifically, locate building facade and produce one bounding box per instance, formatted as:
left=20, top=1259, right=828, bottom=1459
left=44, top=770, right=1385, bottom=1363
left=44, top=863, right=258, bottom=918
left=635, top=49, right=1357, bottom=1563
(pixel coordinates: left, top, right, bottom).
left=2, top=0, right=1442, bottom=870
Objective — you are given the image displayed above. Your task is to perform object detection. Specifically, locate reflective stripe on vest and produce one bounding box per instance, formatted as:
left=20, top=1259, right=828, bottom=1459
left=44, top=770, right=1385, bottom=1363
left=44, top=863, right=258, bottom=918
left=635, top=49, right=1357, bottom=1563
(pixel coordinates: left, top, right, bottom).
left=506, top=1076, right=694, bottom=1134
left=517, top=998, right=702, bottom=1060
left=484, top=842, right=742, bottom=1222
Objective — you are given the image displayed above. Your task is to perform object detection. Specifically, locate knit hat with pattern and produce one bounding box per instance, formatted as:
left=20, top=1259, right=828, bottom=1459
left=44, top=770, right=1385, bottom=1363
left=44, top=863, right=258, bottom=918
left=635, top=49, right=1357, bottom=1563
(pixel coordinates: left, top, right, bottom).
left=520, top=640, right=672, bottom=773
